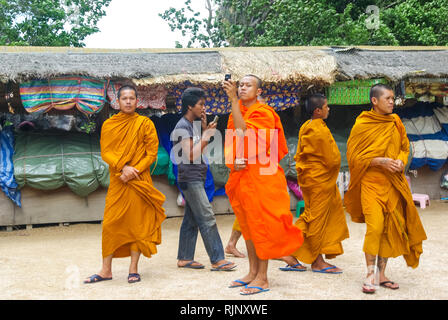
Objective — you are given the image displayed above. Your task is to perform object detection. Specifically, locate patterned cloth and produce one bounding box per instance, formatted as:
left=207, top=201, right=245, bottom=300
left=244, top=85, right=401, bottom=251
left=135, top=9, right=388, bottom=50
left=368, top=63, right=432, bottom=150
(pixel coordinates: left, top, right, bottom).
left=0, top=126, right=21, bottom=207
left=20, top=76, right=108, bottom=115
left=172, top=82, right=300, bottom=114
left=107, top=82, right=167, bottom=110
left=326, top=78, right=388, bottom=105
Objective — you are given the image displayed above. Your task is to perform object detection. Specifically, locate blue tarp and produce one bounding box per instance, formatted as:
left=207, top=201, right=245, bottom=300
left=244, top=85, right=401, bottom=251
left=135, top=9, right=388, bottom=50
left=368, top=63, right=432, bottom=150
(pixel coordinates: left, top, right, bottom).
left=0, top=126, right=21, bottom=206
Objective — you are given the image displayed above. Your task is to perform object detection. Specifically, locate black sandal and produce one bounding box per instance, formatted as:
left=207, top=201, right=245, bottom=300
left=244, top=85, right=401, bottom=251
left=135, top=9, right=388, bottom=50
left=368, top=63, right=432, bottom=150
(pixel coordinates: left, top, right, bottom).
left=128, top=273, right=141, bottom=283
left=380, top=281, right=399, bottom=290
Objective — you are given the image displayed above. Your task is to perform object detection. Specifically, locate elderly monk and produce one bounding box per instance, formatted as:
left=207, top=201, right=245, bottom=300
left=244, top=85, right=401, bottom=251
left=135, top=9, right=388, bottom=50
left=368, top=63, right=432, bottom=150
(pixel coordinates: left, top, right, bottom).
left=84, top=85, right=166, bottom=284
left=223, top=75, right=303, bottom=295
left=280, top=93, right=349, bottom=273
left=344, top=83, right=427, bottom=294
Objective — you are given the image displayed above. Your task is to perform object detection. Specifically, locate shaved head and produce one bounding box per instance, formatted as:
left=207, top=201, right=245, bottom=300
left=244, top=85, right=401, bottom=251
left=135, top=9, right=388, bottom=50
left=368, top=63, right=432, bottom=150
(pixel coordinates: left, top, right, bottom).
left=370, top=83, right=393, bottom=105
left=243, top=74, right=263, bottom=89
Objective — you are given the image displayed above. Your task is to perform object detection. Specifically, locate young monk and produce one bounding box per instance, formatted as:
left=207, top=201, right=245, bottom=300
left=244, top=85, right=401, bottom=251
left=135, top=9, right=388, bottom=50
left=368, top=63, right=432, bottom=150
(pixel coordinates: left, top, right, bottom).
left=344, top=83, right=427, bottom=294
left=280, top=93, right=349, bottom=273
left=84, top=85, right=166, bottom=284
left=224, top=95, right=266, bottom=260
left=223, top=75, right=303, bottom=295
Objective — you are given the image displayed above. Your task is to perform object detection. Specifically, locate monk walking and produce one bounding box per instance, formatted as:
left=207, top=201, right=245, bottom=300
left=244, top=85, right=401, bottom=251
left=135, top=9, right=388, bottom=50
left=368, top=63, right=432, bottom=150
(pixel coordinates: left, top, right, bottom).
left=223, top=75, right=303, bottom=295
left=344, top=83, right=427, bottom=294
left=84, top=85, right=166, bottom=284
left=280, top=93, right=349, bottom=273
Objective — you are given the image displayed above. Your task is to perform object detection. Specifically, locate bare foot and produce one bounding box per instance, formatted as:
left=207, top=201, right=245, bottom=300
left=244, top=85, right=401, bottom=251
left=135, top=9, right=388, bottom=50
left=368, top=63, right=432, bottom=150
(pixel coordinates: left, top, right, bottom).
left=225, top=245, right=246, bottom=258
left=281, top=256, right=307, bottom=270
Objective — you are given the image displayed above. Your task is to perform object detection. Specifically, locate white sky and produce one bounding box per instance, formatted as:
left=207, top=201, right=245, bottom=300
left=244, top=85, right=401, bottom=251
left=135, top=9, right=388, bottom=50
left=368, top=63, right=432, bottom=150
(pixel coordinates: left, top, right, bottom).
left=84, top=0, right=209, bottom=49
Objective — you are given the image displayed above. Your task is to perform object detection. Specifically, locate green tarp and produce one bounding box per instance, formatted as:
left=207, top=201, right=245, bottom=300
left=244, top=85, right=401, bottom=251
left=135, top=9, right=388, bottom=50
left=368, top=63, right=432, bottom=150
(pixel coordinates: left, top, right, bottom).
left=13, top=131, right=174, bottom=197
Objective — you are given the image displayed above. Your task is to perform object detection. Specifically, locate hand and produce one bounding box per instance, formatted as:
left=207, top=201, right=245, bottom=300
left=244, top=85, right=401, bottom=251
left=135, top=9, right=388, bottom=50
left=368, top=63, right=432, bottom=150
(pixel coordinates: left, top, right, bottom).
left=392, top=159, right=404, bottom=172
left=223, top=79, right=238, bottom=102
left=380, top=158, right=402, bottom=173
left=234, top=159, right=247, bottom=171
left=120, top=165, right=140, bottom=183
left=201, top=109, right=207, bottom=131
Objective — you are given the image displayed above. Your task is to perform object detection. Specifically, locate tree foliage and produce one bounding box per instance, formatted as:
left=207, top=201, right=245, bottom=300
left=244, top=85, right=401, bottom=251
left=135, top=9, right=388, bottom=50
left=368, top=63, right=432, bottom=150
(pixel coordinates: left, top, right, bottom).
left=0, top=0, right=111, bottom=47
left=159, top=0, right=448, bottom=47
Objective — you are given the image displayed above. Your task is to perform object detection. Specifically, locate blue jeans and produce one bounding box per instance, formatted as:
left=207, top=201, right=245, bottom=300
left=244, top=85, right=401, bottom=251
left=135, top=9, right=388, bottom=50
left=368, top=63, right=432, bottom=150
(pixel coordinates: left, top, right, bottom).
left=177, top=181, right=225, bottom=264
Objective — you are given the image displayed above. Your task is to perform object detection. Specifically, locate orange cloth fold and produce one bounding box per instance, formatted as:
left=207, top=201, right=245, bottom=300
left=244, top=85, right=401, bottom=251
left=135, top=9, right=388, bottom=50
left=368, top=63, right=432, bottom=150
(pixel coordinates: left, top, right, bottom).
left=225, top=100, right=303, bottom=260
left=291, top=119, right=349, bottom=264
left=344, top=110, right=427, bottom=268
left=100, top=112, right=166, bottom=258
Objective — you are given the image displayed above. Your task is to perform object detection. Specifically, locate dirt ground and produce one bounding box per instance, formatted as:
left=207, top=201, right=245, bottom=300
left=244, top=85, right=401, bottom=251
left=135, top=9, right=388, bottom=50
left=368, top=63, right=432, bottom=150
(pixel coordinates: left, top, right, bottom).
left=0, top=200, right=447, bottom=300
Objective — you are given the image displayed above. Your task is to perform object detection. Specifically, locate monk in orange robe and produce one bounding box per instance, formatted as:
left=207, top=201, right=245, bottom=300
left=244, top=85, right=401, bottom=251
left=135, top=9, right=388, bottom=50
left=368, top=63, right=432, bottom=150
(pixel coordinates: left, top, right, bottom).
left=281, top=94, right=349, bottom=273
left=344, top=84, right=427, bottom=294
left=84, top=85, right=166, bottom=284
left=223, top=75, right=303, bottom=295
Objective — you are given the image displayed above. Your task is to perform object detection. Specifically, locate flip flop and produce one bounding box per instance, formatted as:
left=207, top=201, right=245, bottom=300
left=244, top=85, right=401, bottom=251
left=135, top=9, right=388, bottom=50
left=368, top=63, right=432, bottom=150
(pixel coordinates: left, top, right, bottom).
left=128, top=273, right=141, bottom=283
left=228, top=279, right=249, bottom=288
left=279, top=263, right=307, bottom=272
left=211, top=262, right=236, bottom=271
left=240, top=285, right=270, bottom=295
left=380, top=281, right=399, bottom=290
left=362, top=283, right=376, bottom=294
left=178, top=261, right=205, bottom=269
left=83, top=274, right=112, bottom=284
left=312, top=266, right=342, bottom=274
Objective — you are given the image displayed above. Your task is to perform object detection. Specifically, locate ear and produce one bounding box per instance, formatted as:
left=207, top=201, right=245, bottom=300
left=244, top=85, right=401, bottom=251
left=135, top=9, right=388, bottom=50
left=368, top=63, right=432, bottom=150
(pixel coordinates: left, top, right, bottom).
left=256, top=88, right=262, bottom=96
left=371, top=97, right=378, bottom=106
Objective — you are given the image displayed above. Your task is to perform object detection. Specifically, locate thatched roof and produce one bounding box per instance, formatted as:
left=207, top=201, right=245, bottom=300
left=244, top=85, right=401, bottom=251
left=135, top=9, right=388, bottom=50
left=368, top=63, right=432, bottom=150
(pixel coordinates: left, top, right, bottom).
left=329, top=47, right=448, bottom=82
left=0, top=47, right=221, bottom=83
left=1, top=46, right=448, bottom=85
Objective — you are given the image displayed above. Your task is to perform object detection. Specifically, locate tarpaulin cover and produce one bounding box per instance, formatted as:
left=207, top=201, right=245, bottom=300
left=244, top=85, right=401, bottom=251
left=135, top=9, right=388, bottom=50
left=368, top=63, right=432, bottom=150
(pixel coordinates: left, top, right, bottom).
left=13, top=131, right=175, bottom=197
left=0, top=126, right=21, bottom=206
left=20, top=76, right=108, bottom=115
left=13, top=132, right=109, bottom=197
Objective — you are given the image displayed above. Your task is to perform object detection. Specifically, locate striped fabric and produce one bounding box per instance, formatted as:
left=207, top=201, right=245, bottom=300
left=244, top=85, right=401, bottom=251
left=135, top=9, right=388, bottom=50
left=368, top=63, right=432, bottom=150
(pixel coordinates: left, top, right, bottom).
left=396, top=102, right=448, bottom=171
left=20, top=76, right=108, bottom=115
left=0, top=126, right=21, bottom=207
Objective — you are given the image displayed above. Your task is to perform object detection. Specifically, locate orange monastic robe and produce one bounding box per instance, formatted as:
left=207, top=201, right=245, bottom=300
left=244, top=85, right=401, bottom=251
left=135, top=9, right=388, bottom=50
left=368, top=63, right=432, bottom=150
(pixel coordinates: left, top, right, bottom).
left=292, top=118, right=349, bottom=264
left=100, top=112, right=166, bottom=258
left=344, top=110, right=427, bottom=268
left=225, top=100, right=303, bottom=260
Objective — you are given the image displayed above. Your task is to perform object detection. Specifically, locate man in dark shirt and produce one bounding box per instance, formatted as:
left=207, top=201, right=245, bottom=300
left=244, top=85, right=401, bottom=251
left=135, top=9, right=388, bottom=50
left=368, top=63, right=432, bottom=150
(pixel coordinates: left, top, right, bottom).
left=171, top=87, right=236, bottom=271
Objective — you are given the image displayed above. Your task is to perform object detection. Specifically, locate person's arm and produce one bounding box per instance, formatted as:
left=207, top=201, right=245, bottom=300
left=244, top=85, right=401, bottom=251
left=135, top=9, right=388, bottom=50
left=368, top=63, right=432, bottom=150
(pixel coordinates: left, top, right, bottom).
left=133, top=119, right=159, bottom=173
left=223, top=80, right=246, bottom=132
